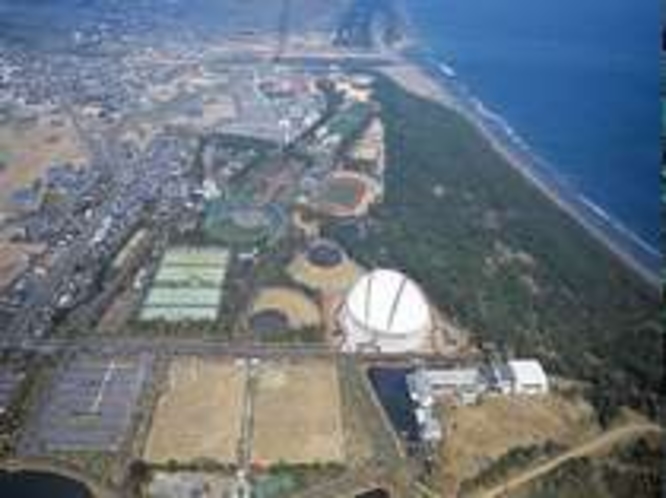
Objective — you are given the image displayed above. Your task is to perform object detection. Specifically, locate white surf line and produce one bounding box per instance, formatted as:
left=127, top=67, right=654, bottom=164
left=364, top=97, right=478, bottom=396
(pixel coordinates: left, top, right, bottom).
left=89, top=360, right=117, bottom=414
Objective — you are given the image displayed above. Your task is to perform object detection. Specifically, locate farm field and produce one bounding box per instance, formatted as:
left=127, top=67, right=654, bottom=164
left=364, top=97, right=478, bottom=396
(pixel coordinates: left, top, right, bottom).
left=0, top=113, right=87, bottom=211
left=144, top=358, right=246, bottom=464
left=252, top=360, right=345, bottom=464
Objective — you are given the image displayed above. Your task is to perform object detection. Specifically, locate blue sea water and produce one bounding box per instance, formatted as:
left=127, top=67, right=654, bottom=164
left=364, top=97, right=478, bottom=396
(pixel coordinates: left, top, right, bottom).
left=408, top=0, right=661, bottom=254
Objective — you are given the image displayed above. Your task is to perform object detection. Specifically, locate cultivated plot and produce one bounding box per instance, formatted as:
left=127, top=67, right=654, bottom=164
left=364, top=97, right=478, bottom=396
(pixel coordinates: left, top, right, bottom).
left=252, top=360, right=345, bottom=464
left=0, top=113, right=88, bottom=211
left=144, top=358, right=246, bottom=464
left=32, top=355, right=152, bottom=452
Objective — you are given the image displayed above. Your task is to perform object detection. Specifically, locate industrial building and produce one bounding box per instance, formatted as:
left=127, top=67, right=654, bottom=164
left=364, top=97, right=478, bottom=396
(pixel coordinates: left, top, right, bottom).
left=406, top=359, right=549, bottom=442
left=408, top=359, right=549, bottom=408
left=338, top=269, right=433, bottom=353
left=414, top=404, right=443, bottom=443
left=408, top=367, right=487, bottom=407
left=504, top=360, right=550, bottom=395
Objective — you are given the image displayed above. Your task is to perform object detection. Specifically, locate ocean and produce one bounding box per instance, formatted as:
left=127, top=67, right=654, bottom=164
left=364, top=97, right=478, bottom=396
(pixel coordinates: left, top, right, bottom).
left=407, top=0, right=662, bottom=258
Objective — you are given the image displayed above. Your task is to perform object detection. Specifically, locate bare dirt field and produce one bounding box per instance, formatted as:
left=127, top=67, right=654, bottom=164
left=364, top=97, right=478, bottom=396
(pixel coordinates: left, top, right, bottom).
left=144, top=358, right=245, bottom=464
left=252, top=360, right=345, bottom=464
left=440, top=393, right=600, bottom=485
left=0, top=113, right=87, bottom=210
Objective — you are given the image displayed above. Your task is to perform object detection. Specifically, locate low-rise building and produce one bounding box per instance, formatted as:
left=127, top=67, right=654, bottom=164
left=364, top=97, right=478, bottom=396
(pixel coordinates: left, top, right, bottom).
left=415, top=405, right=443, bottom=443
left=408, top=358, right=549, bottom=411
left=506, top=359, right=550, bottom=395
left=408, top=366, right=487, bottom=407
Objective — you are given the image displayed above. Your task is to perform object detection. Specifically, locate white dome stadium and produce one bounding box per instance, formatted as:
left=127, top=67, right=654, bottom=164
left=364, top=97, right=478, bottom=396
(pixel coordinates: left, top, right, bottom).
left=339, top=269, right=432, bottom=353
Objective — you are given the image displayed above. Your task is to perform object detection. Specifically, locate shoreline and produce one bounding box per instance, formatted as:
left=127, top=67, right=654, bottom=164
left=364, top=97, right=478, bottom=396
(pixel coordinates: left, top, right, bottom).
left=377, top=52, right=661, bottom=292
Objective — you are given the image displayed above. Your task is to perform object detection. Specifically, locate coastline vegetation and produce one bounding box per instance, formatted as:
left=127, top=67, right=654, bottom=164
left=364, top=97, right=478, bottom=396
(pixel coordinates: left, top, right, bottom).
left=327, top=76, right=663, bottom=423
left=510, top=435, right=663, bottom=498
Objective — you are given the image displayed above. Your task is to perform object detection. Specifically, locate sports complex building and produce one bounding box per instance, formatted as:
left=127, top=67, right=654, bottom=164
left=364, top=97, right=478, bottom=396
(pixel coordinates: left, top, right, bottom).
left=338, top=269, right=433, bottom=353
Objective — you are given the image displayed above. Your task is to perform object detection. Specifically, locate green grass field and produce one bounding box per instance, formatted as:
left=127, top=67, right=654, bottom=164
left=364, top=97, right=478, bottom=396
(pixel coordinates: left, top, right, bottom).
left=140, top=246, right=230, bottom=322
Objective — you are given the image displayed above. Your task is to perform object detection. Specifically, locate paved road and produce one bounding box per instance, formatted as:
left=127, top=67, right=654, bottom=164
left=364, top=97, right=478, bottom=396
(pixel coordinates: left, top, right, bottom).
left=475, top=423, right=663, bottom=498
left=0, top=336, right=472, bottom=365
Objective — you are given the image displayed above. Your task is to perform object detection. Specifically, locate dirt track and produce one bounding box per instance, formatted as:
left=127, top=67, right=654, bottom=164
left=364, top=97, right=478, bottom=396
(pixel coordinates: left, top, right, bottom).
left=475, top=423, right=663, bottom=498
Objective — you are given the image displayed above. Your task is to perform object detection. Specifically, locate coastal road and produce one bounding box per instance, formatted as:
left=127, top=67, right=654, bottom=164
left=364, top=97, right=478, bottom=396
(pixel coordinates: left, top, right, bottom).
left=475, top=422, right=663, bottom=498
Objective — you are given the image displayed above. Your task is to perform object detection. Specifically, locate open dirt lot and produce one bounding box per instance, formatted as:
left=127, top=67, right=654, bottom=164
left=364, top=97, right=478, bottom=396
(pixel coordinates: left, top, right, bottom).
left=0, top=113, right=87, bottom=210
left=252, top=360, right=344, bottom=464
left=144, top=358, right=245, bottom=464
left=440, top=393, right=600, bottom=484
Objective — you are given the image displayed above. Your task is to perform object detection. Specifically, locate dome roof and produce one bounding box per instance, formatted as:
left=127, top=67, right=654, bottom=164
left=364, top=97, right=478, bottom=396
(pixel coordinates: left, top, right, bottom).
left=343, top=269, right=431, bottom=340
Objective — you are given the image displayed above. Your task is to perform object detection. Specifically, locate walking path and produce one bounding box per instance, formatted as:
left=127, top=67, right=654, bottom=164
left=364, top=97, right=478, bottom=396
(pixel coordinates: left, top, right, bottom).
left=475, top=423, right=662, bottom=498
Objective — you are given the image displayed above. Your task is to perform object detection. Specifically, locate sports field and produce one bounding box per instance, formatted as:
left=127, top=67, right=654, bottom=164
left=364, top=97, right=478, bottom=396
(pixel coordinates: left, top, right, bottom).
left=140, top=246, right=230, bottom=322
left=144, top=358, right=245, bottom=464
left=252, top=360, right=345, bottom=464
left=203, top=202, right=285, bottom=249
left=250, top=287, right=322, bottom=329
left=288, top=250, right=363, bottom=294
left=315, top=171, right=381, bottom=218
